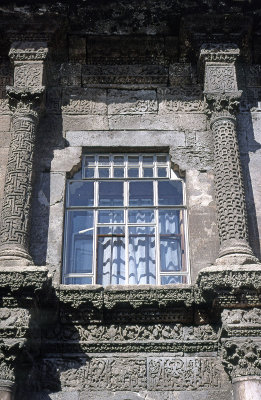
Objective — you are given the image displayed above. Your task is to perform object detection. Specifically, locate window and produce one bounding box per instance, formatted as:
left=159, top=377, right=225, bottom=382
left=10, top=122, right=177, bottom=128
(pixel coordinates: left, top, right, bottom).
left=62, top=153, right=189, bottom=285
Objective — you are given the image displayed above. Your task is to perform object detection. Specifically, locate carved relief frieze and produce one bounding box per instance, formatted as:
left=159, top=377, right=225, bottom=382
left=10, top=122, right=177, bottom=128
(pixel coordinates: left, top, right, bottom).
left=158, top=86, right=205, bottom=113
left=222, top=339, right=261, bottom=379
left=0, top=308, right=30, bottom=338
left=222, top=308, right=261, bottom=337
left=14, top=63, right=44, bottom=89
left=9, top=42, right=48, bottom=62
left=39, top=356, right=224, bottom=391
left=147, top=357, right=222, bottom=390
left=82, top=65, right=168, bottom=86
left=205, top=66, right=237, bottom=93
left=62, top=88, right=107, bottom=115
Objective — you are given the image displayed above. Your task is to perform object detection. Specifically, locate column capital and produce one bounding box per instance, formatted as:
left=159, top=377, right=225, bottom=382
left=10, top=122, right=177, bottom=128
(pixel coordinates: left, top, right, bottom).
left=222, top=339, right=261, bottom=381
left=205, top=92, right=242, bottom=126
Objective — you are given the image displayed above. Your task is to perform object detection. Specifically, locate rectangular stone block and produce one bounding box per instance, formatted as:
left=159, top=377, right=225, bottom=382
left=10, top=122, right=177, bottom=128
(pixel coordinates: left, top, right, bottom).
left=108, top=89, right=157, bottom=114
left=108, top=114, right=206, bottom=131
left=0, top=131, right=11, bottom=148
left=63, top=115, right=109, bottom=132
left=147, top=357, right=222, bottom=390
left=158, top=86, right=205, bottom=114
left=62, top=88, right=107, bottom=115
left=82, top=64, right=168, bottom=86
left=65, top=130, right=186, bottom=148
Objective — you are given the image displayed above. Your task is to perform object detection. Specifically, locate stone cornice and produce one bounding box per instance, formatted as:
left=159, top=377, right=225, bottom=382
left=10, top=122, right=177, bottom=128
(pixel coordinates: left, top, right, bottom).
left=200, top=43, right=240, bottom=64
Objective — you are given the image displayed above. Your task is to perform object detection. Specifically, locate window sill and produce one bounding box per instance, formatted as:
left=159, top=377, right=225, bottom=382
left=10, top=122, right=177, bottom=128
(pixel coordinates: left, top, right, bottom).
left=57, top=284, right=197, bottom=309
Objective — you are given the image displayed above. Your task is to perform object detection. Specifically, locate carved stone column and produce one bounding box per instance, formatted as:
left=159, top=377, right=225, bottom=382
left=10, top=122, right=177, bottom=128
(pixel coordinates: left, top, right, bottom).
left=222, top=310, right=261, bottom=400
left=0, top=42, right=47, bottom=266
left=200, top=44, right=257, bottom=265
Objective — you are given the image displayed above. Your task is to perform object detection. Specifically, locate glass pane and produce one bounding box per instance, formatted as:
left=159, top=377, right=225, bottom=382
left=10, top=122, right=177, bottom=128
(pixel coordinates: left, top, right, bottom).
left=157, top=167, right=167, bottom=177
left=160, top=237, right=182, bottom=271
left=159, top=210, right=181, bottom=234
left=84, top=155, right=95, bottom=166
left=97, top=226, right=125, bottom=285
left=128, top=168, right=139, bottom=178
left=129, top=226, right=156, bottom=284
left=84, top=168, right=95, bottom=178
left=143, top=155, right=153, bottom=164
left=158, top=180, right=183, bottom=205
left=98, top=155, right=110, bottom=165
left=114, top=168, right=124, bottom=178
left=129, top=181, right=153, bottom=206
left=143, top=168, right=153, bottom=177
left=159, top=210, right=184, bottom=272
left=99, top=181, right=124, bottom=206
left=64, top=210, right=93, bottom=275
left=129, top=210, right=155, bottom=223
left=157, top=155, right=167, bottom=163
left=113, top=155, right=124, bottom=165
left=99, top=168, right=110, bottom=178
left=128, top=155, right=139, bottom=165
left=68, top=181, right=94, bottom=207
left=161, top=275, right=187, bottom=284
left=98, top=210, right=124, bottom=224
left=64, top=276, right=93, bottom=284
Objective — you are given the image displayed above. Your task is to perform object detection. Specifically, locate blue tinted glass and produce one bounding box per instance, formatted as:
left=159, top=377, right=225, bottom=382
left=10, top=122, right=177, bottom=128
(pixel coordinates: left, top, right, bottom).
left=129, top=226, right=156, bottom=284
left=68, top=181, right=94, bottom=207
left=128, top=210, right=154, bottom=223
left=64, top=276, right=93, bottom=284
left=129, top=181, right=153, bottom=206
left=143, top=168, right=153, bottom=177
left=97, top=227, right=125, bottom=285
left=64, top=210, right=93, bottom=275
left=114, top=168, right=124, bottom=178
left=99, top=168, right=110, bottom=178
left=98, top=210, right=124, bottom=224
left=160, top=237, right=182, bottom=271
left=161, top=276, right=186, bottom=284
left=128, top=168, right=139, bottom=178
left=159, top=210, right=181, bottom=234
left=84, top=168, right=95, bottom=178
left=99, top=181, right=123, bottom=206
left=157, top=167, right=167, bottom=177
left=158, top=181, right=183, bottom=205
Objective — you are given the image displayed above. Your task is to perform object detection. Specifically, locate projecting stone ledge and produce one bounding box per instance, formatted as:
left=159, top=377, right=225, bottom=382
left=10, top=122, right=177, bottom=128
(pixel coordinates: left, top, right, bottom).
left=197, top=264, right=261, bottom=307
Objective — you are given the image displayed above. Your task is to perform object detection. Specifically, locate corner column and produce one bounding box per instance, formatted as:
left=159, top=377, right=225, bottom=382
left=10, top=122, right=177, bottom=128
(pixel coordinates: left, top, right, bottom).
left=0, top=42, right=48, bottom=266
left=200, top=44, right=257, bottom=265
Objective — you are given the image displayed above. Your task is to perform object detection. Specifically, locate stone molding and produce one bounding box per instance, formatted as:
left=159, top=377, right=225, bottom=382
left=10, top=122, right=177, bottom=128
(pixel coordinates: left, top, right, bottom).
left=9, top=41, right=48, bottom=62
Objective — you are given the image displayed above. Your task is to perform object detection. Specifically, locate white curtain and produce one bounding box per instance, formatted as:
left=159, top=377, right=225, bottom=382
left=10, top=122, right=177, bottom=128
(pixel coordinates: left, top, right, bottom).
left=159, top=210, right=182, bottom=272
left=97, top=235, right=125, bottom=285
left=129, top=226, right=156, bottom=284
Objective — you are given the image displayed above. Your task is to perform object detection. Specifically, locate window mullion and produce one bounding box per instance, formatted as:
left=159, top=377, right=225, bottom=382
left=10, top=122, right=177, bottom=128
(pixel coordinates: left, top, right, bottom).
left=154, top=179, right=160, bottom=285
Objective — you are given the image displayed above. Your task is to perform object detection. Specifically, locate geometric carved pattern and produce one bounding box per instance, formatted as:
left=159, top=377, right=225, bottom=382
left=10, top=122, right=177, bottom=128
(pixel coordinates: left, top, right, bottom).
left=212, top=117, right=248, bottom=243
left=205, top=66, right=237, bottom=93
left=0, top=110, right=38, bottom=251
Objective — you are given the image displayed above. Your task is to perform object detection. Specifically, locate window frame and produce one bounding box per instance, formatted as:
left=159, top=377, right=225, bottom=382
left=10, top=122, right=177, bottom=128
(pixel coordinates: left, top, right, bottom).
left=62, top=153, right=190, bottom=285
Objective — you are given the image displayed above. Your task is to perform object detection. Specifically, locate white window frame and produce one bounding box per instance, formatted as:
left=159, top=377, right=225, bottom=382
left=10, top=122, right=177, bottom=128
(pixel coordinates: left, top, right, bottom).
left=63, top=153, right=190, bottom=285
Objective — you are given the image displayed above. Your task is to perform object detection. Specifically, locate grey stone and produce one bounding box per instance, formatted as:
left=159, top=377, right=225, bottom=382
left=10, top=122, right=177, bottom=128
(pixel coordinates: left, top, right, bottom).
left=62, top=115, right=109, bottom=132
left=108, top=89, right=158, bottom=115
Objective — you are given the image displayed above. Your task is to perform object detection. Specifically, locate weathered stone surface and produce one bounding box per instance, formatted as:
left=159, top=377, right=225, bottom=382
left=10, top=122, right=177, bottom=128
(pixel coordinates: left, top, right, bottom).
left=62, top=88, right=107, bottom=115
left=108, top=89, right=157, bottom=114
left=65, top=130, right=186, bottom=148
left=62, top=115, right=109, bottom=132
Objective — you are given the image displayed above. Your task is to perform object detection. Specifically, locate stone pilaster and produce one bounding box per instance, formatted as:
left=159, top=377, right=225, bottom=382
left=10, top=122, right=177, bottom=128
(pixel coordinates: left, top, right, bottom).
left=0, top=42, right=47, bottom=266
left=200, top=44, right=257, bottom=265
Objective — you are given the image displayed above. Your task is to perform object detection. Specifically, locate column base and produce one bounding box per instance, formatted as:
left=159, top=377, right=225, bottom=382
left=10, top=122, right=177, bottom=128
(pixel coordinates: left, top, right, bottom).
left=0, top=247, right=33, bottom=267
left=216, top=239, right=259, bottom=265
left=0, top=379, right=14, bottom=400
left=233, top=376, right=261, bottom=400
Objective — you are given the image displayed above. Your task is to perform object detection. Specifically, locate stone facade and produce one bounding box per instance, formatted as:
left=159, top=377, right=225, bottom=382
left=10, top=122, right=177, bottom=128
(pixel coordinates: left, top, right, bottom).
left=0, top=1, right=260, bottom=400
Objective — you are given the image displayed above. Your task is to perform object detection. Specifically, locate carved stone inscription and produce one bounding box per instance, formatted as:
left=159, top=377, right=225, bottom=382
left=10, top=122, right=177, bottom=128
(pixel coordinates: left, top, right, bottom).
left=148, top=357, right=221, bottom=390
left=41, top=357, right=222, bottom=391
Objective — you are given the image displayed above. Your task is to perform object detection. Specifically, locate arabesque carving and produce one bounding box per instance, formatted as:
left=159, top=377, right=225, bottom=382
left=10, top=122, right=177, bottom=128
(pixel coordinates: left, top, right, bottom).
left=222, top=339, right=261, bottom=379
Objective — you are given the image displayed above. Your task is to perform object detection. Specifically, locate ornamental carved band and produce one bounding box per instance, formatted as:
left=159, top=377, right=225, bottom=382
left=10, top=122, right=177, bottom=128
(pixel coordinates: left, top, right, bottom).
left=0, top=109, right=38, bottom=262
